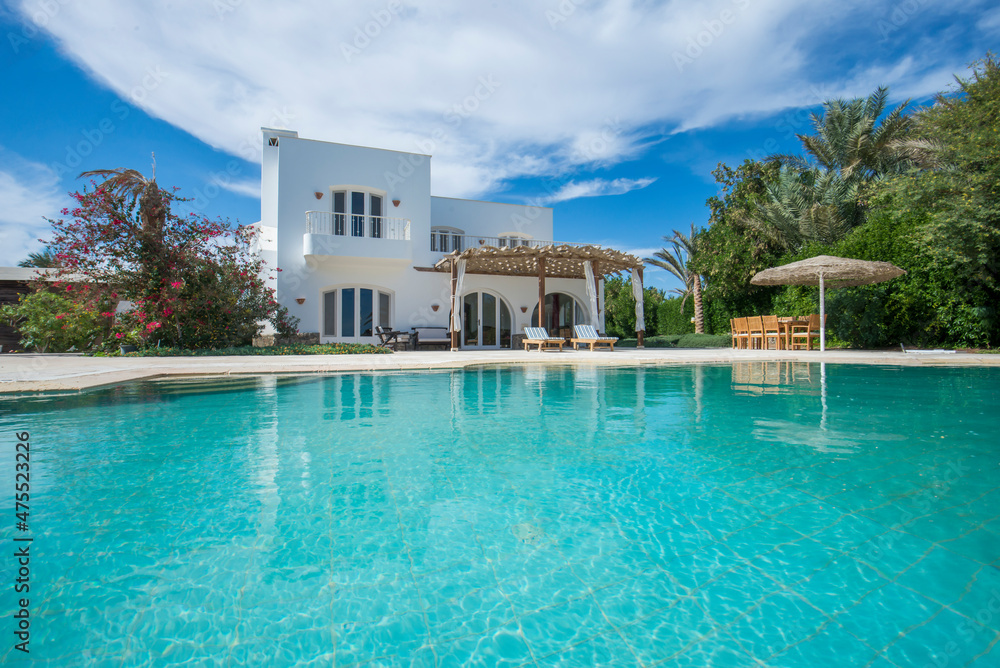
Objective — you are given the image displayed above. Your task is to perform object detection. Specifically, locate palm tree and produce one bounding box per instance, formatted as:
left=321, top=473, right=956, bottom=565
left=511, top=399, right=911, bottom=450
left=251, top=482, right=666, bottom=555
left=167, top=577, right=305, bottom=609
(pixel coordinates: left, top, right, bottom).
left=754, top=87, right=917, bottom=248
left=778, top=87, right=914, bottom=181
left=646, top=224, right=705, bottom=333
left=745, top=167, right=861, bottom=249
left=80, top=162, right=168, bottom=236
left=18, top=247, right=59, bottom=268
left=80, top=161, right=173, bottom=290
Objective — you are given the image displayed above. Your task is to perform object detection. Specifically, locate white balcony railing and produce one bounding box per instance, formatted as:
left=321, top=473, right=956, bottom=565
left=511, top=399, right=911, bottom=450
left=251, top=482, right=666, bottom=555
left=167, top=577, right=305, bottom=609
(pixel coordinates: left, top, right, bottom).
left=306, top=211, right=411, bottom=240
left=431, top=234, right=589, bottom=253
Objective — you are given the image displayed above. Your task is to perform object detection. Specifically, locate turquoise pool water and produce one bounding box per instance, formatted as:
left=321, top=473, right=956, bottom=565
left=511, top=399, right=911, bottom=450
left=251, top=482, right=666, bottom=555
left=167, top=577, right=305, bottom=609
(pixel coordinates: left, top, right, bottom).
left=1, top=363, right=998, bottom=666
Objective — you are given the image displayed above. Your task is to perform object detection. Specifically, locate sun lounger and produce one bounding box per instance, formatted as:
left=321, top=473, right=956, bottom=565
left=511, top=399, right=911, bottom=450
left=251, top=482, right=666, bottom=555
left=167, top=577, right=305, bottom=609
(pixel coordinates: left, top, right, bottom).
left=570, top=324, right=618, bottom=351
left=523, top=327, right=566, bottom=352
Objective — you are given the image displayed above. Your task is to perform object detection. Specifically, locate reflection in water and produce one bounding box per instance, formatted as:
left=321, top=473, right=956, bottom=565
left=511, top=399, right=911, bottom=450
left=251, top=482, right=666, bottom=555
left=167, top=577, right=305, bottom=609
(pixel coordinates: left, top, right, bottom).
left=730, top=361, right=818, bottom=396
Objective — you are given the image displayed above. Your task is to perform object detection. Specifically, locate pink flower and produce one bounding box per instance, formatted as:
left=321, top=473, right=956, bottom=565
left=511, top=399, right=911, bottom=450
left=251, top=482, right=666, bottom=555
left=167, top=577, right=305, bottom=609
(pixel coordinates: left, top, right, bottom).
left=66, top=285, right=73, bottom=291
left=55, top=314, right=65, bottom=319
left=163, top=307, right=173, bottom=315
left=115, top=333, right=123, bottom=339
left=171, top=281, right=183, bottom=288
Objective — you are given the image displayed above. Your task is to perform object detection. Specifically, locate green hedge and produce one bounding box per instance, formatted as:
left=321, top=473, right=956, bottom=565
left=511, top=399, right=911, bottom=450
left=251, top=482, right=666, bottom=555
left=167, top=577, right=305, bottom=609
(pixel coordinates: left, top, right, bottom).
left=89, top=343, right=391, bottom=357
left=618, top=333, right=730, bottom=348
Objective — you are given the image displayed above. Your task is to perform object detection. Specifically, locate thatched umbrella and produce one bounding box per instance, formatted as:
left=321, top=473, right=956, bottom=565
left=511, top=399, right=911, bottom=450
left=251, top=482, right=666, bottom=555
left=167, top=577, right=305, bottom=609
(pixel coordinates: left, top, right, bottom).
left=750, top=255, right=905, bottom=351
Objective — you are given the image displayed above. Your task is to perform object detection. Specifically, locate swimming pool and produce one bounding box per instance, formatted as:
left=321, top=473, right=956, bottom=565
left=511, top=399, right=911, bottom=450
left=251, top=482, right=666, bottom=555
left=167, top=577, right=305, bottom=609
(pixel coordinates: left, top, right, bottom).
left=2, top=363, right=998, bottom=666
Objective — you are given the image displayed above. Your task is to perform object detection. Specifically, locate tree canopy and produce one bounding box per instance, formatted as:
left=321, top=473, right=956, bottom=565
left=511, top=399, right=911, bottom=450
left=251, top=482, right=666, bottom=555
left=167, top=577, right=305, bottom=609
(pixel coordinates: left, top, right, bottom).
left=683, top=53, right=1000, bottom=348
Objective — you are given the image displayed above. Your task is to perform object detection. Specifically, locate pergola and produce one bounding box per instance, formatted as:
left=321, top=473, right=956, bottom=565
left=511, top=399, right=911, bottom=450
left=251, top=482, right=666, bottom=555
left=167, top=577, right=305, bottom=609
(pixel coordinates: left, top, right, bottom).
left=428, top=244, right=646, bottom=350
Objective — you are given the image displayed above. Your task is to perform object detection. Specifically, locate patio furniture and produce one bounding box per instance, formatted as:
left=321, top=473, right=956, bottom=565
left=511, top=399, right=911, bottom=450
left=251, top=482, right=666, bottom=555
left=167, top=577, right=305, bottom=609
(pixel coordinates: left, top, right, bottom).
left=732, top=317, right=750, bottom=349
left=411, top=326, right=451, bottom=350
left=570, top=324, right=618, bottom=351
left=375, top=326, right=403, bottom=350
left=778, top=316, right=808, bottom=350
left=790, top=314, right=825, bottom=350
left=747, top=316, right=764, bottom=350
left=523, top=327, right=566, bottom=352
left=762, top=315, right=782, bottom=350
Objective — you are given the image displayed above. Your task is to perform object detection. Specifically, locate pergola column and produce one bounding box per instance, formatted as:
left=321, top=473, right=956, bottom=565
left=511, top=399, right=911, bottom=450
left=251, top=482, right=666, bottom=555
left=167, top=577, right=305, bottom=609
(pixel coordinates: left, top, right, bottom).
left=637, top=266, right=645, bottom=348
left=450, top=260, right=459, bottom=350
left=537, top=257, right=546, bottom=330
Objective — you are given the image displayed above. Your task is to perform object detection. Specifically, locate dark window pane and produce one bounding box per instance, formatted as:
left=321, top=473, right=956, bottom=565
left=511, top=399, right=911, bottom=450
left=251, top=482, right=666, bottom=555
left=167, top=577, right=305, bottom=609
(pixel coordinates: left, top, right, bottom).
left=323, top=291, right=336, bottom=336
left=333, top=192, right=346, bottom=235
left=352, top=192, right=365, bottom=236
left=379, top=292, right=391, bottom=329
left=360, top=289, right=373, bottom=337
left=370, top=196, right=382, bottom=238
left=342, top=288, right=355, bottom=337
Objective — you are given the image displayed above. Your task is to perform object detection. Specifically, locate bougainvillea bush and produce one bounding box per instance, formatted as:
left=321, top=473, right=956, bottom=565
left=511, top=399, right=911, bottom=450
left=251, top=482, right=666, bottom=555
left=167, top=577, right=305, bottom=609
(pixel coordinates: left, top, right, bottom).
left=37, top=171, right=298, bottom=351
left=0, top=291, right=108, bottom=352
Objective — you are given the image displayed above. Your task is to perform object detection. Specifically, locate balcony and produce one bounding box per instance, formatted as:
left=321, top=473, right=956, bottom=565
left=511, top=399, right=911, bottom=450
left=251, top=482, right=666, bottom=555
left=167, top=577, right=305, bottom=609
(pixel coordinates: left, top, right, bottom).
left=430, top=234, right=589, bottom=254
left=303, top=211, right=412, bottom=262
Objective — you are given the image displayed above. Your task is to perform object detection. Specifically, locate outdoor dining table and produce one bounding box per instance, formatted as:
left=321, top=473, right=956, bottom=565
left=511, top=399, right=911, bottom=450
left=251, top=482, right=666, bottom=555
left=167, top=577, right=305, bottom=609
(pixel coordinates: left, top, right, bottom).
left=777, top=317, right=809, bottom=350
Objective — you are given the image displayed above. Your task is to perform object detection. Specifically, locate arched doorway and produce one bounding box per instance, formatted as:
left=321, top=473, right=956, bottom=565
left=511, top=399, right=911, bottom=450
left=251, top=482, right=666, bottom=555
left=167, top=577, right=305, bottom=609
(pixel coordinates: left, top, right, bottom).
left=531, top=292, right=588, bottom=338
left=462, top=291, right=513, bottom=348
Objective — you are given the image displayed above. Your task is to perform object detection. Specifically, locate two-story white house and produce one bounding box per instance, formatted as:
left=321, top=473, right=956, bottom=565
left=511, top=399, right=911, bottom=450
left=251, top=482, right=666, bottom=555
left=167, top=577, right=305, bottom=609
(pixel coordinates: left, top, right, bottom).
left=256, top=128, right=642, bottom=348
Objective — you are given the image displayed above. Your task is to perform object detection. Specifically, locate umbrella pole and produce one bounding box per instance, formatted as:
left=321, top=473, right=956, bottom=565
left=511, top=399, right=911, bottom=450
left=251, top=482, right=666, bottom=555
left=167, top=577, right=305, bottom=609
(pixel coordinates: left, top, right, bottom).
left=819, top=272, right=825, bottom=352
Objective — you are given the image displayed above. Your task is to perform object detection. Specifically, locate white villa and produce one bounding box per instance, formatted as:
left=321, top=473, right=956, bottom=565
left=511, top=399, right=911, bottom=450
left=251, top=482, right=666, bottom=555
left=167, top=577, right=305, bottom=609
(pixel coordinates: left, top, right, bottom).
left=255, top=128, right=644, bottom=349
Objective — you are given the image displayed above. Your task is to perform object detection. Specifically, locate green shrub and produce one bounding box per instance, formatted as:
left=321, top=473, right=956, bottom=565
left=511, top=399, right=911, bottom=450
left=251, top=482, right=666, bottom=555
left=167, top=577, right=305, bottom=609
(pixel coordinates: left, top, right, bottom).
left=656, top=297, right=695, bottom=335
left=676, top=333, right=731, bottom=348
left=618, top=335, right=683, bottom=348
left=88, top=343, right=391, bottom=356
left=0, top=291, right=106, bottom=352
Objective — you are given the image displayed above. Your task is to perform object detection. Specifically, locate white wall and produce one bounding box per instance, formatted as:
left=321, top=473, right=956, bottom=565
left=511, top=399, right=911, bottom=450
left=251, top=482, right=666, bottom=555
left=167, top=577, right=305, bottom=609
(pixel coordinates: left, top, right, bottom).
left=260, top=129, right=598, bottom=342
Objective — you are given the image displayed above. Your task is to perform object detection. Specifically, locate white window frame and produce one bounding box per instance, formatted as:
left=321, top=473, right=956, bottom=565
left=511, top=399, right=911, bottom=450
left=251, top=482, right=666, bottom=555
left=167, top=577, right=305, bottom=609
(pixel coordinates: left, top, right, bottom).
left=329, top=186, right=387, bottom=238
left=431, top=226, right=464, bottom=253
left=320, top=285, right=394, bottom=342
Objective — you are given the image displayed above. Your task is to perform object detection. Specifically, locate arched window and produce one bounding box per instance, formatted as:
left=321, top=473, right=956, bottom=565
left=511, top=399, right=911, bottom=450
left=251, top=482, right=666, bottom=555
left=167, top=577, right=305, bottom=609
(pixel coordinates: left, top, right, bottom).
left=322, top=286, right=393, bottom=341
left=431, top=226, right=464, bottom=253
left=329, top=186, right=386, bottom=238
left=531, top=292, right=588, bottom=337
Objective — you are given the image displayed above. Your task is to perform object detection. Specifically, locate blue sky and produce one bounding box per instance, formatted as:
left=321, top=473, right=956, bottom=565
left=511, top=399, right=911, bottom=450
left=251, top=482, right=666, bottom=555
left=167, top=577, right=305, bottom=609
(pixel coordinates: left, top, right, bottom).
left=1, top=1, right=998, bottom=291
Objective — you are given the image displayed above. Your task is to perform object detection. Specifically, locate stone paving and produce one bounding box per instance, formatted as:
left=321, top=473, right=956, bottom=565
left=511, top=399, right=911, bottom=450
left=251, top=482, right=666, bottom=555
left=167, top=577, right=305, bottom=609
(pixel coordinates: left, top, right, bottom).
left=1, top=347, right=997, bottom=393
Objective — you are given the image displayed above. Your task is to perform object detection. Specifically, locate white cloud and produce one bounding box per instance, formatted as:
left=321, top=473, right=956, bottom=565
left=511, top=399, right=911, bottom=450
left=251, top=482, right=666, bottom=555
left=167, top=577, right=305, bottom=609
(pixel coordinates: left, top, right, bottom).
left=538, top=177, right=657, bottom=204
left=976, top=6, right=1000, bottom=34
left=0, top=148, right=69, bottom=266
left=216, top=177, right=261, bottom=199
left=15, top=0, right=976, bottom=198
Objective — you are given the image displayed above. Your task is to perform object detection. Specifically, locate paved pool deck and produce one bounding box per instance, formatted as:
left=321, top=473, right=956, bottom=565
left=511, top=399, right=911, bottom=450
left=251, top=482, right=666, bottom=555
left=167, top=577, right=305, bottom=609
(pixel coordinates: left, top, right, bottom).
left=1, top=347, right=997, bottom=393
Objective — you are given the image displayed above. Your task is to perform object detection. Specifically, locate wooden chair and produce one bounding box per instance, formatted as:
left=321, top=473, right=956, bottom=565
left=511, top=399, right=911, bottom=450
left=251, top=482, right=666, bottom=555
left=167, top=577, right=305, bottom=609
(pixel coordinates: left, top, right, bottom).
left=733, top=317, right=750, bottom=349
left=523, top=327, right=566, bottom=352
left=762, top=315, right=782, bottom=350
left=570, top=324, right=618, bottom=351
left=746, top=316, right=764, bottom=349
left=790, top=314, right=824, bottom=350
left=730, top=319, right=738, bottom=348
